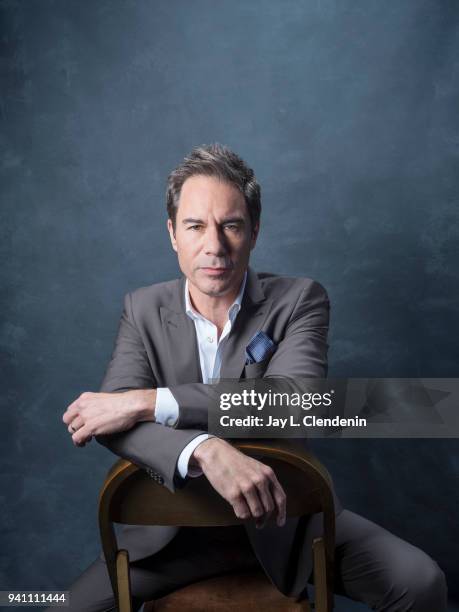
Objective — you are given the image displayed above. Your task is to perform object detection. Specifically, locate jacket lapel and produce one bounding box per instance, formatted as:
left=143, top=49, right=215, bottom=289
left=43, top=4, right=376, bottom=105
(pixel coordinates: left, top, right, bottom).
left=219, top=266, right=273, bottom=380
left=159, top=277, right=202, bottom=386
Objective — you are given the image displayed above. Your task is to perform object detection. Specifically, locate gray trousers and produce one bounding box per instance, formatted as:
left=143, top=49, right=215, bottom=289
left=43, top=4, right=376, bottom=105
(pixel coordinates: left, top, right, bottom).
left=53, top=510, right=447, bottom=612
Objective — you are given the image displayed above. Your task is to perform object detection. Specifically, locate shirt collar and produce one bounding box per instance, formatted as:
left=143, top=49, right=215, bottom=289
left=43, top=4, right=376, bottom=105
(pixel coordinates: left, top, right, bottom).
left=185, top=269, right=247, bottom=323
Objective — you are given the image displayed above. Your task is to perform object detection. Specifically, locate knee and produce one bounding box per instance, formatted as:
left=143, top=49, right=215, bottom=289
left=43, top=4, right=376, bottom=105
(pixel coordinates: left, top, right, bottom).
left=393, top=554, right=448, bottom=612
left=414, top=558, right=448, bottom=611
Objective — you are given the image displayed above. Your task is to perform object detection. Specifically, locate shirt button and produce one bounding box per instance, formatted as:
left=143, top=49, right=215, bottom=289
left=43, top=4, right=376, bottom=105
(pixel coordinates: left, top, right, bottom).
left=207, top=336, right=214, bottom=343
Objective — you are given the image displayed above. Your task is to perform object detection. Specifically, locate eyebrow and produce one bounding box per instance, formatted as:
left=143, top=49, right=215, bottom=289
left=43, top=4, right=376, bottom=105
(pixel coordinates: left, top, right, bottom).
left=182, top=217, right=246, bottom=225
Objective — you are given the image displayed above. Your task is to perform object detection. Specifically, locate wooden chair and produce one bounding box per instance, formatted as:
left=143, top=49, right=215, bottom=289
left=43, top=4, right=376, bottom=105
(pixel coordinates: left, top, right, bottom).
left=98, top=441, right=335, bottom=612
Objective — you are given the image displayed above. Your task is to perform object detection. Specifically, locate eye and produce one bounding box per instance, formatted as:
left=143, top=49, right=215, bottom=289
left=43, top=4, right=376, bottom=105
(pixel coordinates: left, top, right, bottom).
left=225, top=224, right=240, bottom=232
left=188, top=225, right=202, bottom=231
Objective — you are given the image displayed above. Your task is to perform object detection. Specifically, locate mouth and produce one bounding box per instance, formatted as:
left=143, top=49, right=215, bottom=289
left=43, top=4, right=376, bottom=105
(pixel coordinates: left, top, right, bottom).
left=201, top=267, right=231, bottom=276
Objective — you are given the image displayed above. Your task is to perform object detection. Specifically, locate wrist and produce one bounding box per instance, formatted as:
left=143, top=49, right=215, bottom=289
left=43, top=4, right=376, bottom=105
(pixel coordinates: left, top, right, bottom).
left=131, top=389, right=156, bottom=422
left=191, top=437, right=224, bottom=469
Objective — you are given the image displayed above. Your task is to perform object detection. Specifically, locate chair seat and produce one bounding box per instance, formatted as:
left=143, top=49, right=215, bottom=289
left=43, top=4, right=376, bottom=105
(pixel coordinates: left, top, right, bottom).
left=143, top=569, right=310, bottom=611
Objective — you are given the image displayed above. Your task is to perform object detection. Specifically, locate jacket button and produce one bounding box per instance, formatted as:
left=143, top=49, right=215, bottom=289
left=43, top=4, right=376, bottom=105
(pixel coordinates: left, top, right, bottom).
left=146, top=469, right=164, bottom=485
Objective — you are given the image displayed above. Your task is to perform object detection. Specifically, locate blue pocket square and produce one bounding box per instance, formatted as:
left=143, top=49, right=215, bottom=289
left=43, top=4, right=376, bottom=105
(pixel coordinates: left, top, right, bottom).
left=245, top=331, right=277, bottom=365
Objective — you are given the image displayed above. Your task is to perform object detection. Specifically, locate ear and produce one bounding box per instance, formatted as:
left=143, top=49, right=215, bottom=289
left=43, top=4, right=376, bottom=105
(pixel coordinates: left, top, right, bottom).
left=250, top=221, right=260, bottom=250
left=167, top=218, right=178, bottom=253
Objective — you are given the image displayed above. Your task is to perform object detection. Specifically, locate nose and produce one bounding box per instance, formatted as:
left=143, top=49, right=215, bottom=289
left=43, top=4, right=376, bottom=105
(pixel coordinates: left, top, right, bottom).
left=204, top=224, right=228, bottom=258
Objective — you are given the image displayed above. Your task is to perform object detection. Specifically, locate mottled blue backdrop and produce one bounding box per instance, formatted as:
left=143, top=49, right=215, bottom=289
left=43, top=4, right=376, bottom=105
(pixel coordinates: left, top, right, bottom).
left=1, top=0, right=458, bottom=608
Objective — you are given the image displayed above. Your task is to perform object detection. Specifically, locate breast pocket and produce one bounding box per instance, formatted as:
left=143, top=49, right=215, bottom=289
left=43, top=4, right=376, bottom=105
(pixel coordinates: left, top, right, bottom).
left=242, top=356, right=272, bottom=379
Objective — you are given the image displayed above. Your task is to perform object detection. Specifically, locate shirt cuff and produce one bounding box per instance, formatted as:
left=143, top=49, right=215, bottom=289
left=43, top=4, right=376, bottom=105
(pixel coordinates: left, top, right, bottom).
left=177, top=434, right=215, bottom=479
left=155, top=387, right=179, bottom=427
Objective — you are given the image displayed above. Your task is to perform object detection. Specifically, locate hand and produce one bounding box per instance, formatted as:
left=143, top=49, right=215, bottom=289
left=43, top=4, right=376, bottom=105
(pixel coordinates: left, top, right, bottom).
left=191, top=438, right=286, bottom=529
left=63, top=389, right=156, bottom=447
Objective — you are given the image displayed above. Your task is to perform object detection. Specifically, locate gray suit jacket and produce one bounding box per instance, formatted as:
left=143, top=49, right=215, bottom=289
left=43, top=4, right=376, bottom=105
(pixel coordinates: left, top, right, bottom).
left=96, top=266, right=343, bottom=598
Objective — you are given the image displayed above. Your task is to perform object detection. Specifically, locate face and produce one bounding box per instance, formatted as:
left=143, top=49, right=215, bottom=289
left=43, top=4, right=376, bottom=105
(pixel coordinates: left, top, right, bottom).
left=167, top=175, right=259, bottom=298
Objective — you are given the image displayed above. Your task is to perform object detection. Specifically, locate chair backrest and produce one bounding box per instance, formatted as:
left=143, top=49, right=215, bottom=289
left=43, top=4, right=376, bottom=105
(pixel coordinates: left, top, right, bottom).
left=98, top=440, right=335, bottom=609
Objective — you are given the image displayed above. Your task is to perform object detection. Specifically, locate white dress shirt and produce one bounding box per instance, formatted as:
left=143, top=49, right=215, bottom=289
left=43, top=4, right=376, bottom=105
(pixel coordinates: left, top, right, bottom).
left=155, top=270, right=248, bottom=478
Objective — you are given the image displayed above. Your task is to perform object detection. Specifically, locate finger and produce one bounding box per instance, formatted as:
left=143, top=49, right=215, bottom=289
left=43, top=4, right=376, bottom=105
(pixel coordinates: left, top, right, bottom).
left=74, top=434, right=92, bottom=447
left=231, top=495, right=252, bottom=522
left=72, top=424, right=93, bottom=446
left=62, top=398, right=81, bottom=425
left=256, top=482, right=276, bottom=529
left=241, top=483, right=266, bottom=526
left=268, top=473, right=287, bottom=526
left=67, top=415, right=84, bottom=435
left=64, top=391, right=93, bottom=424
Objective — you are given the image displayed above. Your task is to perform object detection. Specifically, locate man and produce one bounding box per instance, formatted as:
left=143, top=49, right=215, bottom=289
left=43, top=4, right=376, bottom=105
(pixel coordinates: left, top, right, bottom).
left=58, top=144, right=447, bottom=611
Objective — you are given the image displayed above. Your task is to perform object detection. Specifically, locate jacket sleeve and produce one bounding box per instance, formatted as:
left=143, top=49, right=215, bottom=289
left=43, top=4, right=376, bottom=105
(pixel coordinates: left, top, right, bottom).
left=170, top=280, right=330, bottom=429
left=95, top=292, right=208, bottom=492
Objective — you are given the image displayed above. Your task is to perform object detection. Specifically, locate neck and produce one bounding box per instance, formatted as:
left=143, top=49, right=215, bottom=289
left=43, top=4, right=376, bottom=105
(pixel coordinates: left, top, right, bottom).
left=188, top=283, right=239, bottom=327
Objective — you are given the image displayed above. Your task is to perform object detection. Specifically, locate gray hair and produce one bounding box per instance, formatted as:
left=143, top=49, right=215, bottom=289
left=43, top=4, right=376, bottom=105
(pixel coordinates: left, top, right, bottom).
left=166, top=143, right=261, bottom=233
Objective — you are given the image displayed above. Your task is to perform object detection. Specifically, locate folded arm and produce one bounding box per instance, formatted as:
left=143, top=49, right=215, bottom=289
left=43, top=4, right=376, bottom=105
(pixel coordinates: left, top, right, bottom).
left=71, top=292, right=209, bottom=493
left=72, top=280, right=328, bottom=513
left=66, top=279, right=329, bottom=530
